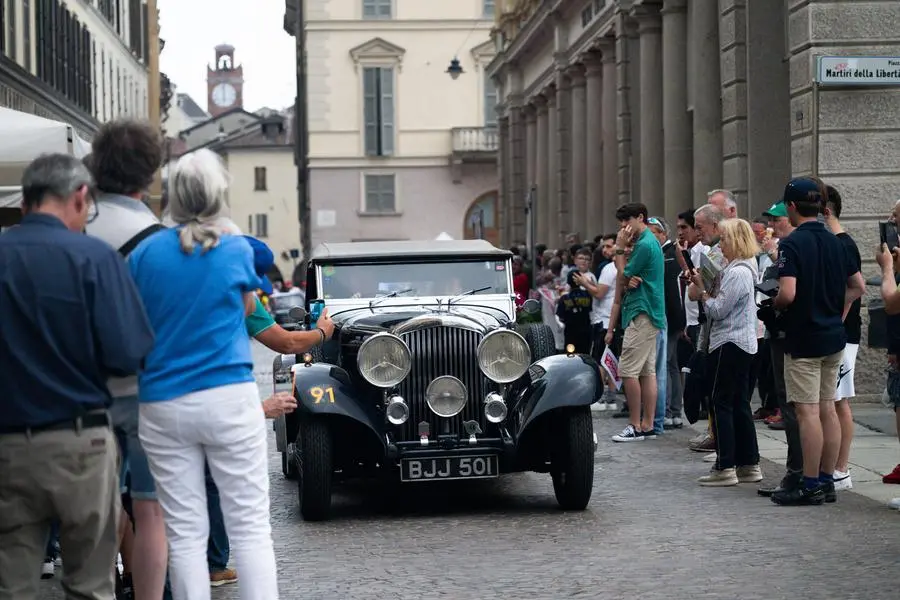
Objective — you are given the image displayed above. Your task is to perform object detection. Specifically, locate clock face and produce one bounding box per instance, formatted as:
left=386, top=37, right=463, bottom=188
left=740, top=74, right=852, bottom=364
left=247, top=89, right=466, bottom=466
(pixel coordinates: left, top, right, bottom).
left=212, top=83, right=237, bottom=108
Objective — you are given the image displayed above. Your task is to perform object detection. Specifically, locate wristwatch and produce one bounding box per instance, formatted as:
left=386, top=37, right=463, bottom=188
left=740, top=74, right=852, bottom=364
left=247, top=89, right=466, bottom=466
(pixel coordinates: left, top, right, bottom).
left=615, top=248, right=625, bottom=255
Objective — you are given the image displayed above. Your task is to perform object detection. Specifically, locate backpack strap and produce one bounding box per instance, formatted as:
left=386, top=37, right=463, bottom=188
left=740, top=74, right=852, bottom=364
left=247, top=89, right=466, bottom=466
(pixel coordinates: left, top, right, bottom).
left=118, top=224, right=166, bottom=258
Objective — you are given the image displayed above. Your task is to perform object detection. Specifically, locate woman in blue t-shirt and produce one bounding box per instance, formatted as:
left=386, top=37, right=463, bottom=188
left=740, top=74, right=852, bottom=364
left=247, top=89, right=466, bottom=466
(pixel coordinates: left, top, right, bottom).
left=128, top=149, right=279, bottom=600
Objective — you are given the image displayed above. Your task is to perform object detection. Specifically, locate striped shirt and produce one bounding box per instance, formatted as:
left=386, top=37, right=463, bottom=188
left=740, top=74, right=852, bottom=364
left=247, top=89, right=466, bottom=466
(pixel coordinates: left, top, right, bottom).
left=702, top=258, right=759, bottom=355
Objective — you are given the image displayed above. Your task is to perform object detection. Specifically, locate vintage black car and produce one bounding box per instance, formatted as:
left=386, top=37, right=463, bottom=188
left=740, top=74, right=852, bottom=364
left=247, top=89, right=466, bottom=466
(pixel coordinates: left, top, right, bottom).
left=272, top=240, right=600, bottom=521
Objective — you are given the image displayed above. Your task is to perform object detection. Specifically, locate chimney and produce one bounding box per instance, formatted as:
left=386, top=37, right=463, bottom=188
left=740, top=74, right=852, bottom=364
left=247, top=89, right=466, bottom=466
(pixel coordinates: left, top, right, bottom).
left=261, top=114, right=286, bottom=141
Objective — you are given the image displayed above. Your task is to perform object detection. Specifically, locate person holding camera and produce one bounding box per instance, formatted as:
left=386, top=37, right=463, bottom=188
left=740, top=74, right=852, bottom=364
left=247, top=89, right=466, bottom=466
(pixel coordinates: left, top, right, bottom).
left=769, top=178, right=864, bottom=506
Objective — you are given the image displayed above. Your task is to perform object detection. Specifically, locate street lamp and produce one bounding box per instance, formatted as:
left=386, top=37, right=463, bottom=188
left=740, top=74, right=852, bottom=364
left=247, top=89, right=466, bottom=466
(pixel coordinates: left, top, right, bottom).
left=446, top=57, right=464, bottom=80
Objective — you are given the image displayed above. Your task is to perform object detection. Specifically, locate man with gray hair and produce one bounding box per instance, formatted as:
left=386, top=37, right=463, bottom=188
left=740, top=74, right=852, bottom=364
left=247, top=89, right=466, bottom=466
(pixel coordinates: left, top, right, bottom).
left=0, top=153, right=154, bottom=598
left=708, top=189, right=738, bottom=219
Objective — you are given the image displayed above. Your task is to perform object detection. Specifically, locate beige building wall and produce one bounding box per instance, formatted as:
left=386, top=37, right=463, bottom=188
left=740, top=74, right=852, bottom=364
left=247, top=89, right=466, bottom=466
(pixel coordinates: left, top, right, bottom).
left=301, top=0, right=501, bottom=244
left=225, top=149, right=301, bottom=279
left=487, top=0, right=900, bottom=395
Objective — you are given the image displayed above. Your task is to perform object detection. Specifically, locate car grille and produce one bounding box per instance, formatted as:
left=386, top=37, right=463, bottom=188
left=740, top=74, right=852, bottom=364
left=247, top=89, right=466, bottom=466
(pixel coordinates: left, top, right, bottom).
left=396, top=326, right=488, bottom=441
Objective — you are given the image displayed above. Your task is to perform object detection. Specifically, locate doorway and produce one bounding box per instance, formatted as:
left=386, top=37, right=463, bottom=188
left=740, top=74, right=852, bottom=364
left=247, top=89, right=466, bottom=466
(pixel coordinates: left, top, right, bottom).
left=463, top=191, right=499, bottom=246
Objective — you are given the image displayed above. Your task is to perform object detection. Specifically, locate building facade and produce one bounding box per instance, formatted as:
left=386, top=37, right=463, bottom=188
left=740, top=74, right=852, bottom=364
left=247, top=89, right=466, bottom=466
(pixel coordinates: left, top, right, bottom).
left=487, top=0, right=900, bottom=394
left=0, top=0, right=153, bottom=138
left=284, top=0, right=503, bottom=245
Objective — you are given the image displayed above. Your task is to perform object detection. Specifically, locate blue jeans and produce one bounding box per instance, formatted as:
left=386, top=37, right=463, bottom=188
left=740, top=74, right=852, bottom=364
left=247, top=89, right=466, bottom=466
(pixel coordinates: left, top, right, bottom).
left=654, top=327, right=668, bottom=434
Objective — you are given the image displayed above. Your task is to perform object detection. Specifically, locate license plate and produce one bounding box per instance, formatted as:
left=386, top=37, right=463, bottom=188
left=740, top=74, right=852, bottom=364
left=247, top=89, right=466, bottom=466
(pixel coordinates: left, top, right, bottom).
left=400, top=455, right=499, bottom=482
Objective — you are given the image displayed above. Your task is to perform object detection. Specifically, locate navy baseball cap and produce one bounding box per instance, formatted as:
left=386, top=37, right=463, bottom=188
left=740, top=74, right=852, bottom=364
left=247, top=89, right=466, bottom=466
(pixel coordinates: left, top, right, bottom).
left=243, top=235, right=274, bottom=295
left=780, top=177, right=823, bottom=207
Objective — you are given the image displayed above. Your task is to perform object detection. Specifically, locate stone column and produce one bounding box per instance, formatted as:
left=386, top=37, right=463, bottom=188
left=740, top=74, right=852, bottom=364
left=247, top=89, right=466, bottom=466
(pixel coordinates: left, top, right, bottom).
left=635, top=5, right=664, bottom=217
left=497, top=115, right=511, bottom=246
left=508, top=103, right=527, bottom=243
left=719, top=0, right=749, bottom=211
left=534, top=95, right=549, bottom=245
left=691, top=0, right=723, bottom=201
left=525, top=105, right=538, bottom=247
left=555, top=71, right=572, bottom=240
left=584, top=53, right=604, bottom=238
left=546, top=87, right=559, bottom=248
left=598, top=40, right=618, bottom=233
left=661, top=0, right=693, bottom=223
left=568, top=64, right=587, bottom=242
left=615, top=13, right=635, bottom=205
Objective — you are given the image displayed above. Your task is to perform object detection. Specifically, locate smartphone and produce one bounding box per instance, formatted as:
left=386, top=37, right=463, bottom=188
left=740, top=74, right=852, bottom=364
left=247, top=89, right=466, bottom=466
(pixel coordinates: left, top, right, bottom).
left=309, top=299, right=325, bottom=328
left=880, top=221, right=899, bottom=253
left=681, top=249, right=695, bottom=271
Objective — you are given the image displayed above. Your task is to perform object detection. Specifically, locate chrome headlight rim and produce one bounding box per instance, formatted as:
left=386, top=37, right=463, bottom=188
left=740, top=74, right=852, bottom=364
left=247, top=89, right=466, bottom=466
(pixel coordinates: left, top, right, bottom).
left=425, top=375, right=468, bottom=418
left=356, top=332, right=412, bottom=388
left=476, top=328, right=532, bottom=384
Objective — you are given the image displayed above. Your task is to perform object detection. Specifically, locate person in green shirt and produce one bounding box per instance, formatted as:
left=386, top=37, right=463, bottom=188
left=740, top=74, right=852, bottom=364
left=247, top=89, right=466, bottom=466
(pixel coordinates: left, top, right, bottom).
left=246, top=295, right=335, bottom=353
left=609, top=203, right=666, bottom=443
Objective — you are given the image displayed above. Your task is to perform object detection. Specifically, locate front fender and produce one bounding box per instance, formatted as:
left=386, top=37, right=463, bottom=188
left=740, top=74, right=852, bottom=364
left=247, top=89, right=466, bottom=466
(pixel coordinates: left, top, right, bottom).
left=513, top=353, right=600, bottom=439
left=290, top=363, right=385, bottom=450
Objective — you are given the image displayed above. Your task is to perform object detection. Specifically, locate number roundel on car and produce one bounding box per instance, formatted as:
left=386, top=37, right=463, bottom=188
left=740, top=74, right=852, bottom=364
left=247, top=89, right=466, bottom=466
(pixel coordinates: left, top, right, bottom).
left=476, top=329, right=531, bottom=384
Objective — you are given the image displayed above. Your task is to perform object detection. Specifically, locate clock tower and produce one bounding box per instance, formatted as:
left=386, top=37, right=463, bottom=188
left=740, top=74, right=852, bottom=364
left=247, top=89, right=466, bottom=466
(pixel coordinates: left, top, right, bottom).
left=207, top=44, right=244, bottom=117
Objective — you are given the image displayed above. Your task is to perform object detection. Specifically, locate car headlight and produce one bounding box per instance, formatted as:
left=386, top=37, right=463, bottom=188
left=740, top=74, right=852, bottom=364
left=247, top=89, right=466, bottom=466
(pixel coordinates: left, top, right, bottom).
left=425, top=376, right=468, bottom=418
left=477, top=329, right=531, bottom=383
left=357, top=333, right=411, bottom=388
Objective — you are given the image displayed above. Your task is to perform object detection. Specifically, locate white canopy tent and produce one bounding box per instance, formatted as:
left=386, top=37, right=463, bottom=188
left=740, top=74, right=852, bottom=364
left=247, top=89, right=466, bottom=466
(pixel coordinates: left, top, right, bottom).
left=0, top=107, right=92, bottom=223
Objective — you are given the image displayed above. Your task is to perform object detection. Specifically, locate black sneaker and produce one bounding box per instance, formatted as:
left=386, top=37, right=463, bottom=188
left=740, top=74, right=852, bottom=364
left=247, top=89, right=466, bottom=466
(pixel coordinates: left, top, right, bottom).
left=771, top=485, right=826, bottom=506
left=612, top=408, right=630, bottom=419
left=641, top=430, right=658, bottom=440
left=820, top=481, right=837, bottom=504
left=611, top=424, right=644, bottom=443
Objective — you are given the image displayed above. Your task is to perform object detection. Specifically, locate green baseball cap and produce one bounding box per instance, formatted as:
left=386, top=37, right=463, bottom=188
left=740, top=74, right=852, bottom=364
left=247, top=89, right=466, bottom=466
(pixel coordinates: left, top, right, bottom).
left=763, top=201, right=787, bottom=218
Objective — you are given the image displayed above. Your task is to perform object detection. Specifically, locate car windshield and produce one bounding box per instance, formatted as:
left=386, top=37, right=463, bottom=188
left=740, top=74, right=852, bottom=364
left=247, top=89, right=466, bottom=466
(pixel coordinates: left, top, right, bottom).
left=271, top=293, right=305, bottom=309
left=319, top=260, right=511, bottom=300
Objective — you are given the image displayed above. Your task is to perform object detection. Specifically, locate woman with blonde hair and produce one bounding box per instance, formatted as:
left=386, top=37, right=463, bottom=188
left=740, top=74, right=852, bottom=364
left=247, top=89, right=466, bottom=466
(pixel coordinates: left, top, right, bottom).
left=127, top=149, right=279, bottom=599
left=687, top=218, right=762, bottom=487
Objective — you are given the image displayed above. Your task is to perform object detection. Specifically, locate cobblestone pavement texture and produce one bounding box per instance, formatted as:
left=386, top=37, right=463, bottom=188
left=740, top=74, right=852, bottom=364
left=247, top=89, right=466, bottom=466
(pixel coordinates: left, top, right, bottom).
left=39, top=343, right=900, bottom=599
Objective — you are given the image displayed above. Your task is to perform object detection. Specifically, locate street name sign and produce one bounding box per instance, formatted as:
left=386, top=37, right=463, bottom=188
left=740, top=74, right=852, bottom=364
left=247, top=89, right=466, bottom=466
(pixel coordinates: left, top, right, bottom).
left=816, top=56, right=900, bottom=86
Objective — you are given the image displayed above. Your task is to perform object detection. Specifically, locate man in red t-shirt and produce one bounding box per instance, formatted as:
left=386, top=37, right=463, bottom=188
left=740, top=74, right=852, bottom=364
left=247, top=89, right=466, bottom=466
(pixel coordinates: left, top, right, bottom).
left=512, top=256, right=529, bottom=307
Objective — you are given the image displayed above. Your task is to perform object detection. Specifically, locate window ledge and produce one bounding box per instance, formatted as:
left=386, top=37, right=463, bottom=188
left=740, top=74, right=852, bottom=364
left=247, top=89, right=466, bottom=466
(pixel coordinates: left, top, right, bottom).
left=357, top=210, right=402, bottom=218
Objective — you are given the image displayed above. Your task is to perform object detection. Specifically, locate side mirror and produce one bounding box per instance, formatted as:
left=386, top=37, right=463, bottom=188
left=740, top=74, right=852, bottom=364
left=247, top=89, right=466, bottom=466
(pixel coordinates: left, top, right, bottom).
left=521, top=298, right=540, bottom=315
left=288, top=306, right=307, bottom=321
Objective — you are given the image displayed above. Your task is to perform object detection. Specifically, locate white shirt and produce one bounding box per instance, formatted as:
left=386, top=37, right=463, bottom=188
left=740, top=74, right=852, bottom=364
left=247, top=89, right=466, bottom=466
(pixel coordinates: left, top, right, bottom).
left=593, top=262, right=617, bottom=328
left=684, top=242, right=709, bottom=327
left=84, top=193, right=160, bottom=398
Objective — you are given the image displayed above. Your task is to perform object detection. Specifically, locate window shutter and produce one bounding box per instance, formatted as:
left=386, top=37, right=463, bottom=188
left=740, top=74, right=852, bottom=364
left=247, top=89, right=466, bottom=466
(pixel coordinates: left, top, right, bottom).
left=363, top=67, right=379, bottom=156
left=380, top=175, right=396, bottom=212
left=379, top=68, right=395, bottom=156
left=484, top=72, right=498, bottom=127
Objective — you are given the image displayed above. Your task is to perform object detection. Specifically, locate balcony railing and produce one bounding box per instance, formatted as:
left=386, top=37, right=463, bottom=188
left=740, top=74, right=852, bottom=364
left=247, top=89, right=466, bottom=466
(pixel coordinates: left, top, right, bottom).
left=451, top=127, right=499, bottom=155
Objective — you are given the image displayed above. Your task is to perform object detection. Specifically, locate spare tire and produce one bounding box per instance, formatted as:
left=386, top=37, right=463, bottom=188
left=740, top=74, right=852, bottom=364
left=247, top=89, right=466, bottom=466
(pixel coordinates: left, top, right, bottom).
left=516, top=323, right=556, bottom=362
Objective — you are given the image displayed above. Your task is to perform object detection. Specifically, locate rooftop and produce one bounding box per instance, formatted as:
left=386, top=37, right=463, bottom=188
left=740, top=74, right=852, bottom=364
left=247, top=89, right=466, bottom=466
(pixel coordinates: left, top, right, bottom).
left=311, top=240, right=511, bottom=262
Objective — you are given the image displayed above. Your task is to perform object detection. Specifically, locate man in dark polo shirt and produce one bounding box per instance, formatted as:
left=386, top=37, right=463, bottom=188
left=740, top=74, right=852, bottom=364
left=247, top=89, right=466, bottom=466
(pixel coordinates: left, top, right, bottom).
left=771, top=177, right=864, bottom=506
left=0, top=154, right=154, bottom=598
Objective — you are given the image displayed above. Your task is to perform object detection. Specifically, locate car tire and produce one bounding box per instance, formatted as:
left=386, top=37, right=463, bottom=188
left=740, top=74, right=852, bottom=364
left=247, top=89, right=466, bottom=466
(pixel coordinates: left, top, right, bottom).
left=281, top=444, right=298, bottom=480
left=297, top=419, right=333, bottom=521
left=517, top=323, right=556, bottom=362
left=550, top=406, right=594, bottom=510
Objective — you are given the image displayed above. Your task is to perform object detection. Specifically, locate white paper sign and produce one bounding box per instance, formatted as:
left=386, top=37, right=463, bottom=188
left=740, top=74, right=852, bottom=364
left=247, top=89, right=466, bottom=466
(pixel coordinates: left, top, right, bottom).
left=599, top=347, right=623, bottom=391
left=316, top=210, right=336, bottom=227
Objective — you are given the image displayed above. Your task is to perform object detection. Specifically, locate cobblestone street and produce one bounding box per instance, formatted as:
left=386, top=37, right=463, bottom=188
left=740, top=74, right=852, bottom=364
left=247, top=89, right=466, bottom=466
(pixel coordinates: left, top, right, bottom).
left=40, top=343, right=900, bottom=599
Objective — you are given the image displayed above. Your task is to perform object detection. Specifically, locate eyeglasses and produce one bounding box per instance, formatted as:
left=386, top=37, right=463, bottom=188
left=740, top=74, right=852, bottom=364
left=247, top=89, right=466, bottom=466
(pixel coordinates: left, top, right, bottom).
left=85, top=186, right=100, bottom=224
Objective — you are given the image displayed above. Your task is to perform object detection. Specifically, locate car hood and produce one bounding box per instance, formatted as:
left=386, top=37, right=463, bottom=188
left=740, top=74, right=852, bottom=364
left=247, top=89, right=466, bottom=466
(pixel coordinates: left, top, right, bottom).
left=333, top=305, right=508, bottom=336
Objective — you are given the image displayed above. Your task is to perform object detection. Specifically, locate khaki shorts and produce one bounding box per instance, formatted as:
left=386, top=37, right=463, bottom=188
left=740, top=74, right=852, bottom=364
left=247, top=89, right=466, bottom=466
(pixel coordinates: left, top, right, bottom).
left=618, top=314, right=660, bottom=379
left=784, top=350, right=843, bottom=404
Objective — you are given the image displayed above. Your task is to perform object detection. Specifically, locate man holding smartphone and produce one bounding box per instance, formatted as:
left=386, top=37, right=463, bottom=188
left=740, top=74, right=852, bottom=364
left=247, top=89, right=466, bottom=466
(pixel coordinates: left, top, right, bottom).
left=770, top=177, right=864, bottom=506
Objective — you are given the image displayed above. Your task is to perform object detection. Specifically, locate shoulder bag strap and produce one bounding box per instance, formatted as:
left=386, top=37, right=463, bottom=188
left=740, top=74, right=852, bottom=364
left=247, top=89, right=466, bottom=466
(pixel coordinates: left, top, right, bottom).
left=118, top=224, right=166, bottom=258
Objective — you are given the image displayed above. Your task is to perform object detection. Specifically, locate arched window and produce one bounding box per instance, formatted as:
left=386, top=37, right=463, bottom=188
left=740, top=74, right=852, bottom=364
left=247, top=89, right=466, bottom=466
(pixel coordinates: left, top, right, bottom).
left=463, top=191, right=498, bottom=245
left=217, top=55, right=232, bottom=70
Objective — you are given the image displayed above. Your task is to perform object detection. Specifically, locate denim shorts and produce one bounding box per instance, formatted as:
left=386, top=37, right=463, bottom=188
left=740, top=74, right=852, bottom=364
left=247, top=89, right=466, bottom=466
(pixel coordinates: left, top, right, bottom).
left=110, top=394, right=157, bottom=501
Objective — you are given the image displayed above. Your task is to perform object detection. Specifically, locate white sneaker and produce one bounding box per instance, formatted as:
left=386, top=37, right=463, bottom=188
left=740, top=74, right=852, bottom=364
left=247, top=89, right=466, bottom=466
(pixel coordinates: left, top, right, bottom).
left=888, top=497, right=900, bottom=510
left=833, top=469, right=853, bottom=491
left=663, top=417, right=674, bottom=427
left=703, top=452, right=717, bottom=463
left=595, top=401, right=607, bottom=411
left=41, top=560, right=55, bottom=579
left=671, top=417, right=683, bottom=428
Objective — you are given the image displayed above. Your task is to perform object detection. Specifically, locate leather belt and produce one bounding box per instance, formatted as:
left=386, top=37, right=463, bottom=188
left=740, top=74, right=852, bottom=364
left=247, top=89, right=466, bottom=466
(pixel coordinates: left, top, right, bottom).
left=0, top=411, right=111, bottom=436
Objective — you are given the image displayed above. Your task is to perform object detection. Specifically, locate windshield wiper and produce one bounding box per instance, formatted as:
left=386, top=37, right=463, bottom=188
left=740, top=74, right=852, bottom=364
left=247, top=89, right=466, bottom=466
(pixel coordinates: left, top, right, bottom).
left=447, top=286, right=492, bottom=306
left=369, top=288, right=414, bottom=309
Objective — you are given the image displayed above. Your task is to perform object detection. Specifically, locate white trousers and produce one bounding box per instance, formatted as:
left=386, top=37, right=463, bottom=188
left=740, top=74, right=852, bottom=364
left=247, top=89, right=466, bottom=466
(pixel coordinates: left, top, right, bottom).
left=139, top=382, right=279, bottom=600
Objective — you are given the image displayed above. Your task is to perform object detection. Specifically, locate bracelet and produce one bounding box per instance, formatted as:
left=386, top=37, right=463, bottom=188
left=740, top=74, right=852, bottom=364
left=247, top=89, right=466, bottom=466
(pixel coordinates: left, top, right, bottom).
left=317, top=328, right=326, bottom=345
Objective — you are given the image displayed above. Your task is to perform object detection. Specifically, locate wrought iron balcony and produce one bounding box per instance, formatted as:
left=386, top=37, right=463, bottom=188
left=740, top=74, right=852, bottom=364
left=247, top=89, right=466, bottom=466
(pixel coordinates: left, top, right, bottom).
left=451, top=127, right=499, bottom=162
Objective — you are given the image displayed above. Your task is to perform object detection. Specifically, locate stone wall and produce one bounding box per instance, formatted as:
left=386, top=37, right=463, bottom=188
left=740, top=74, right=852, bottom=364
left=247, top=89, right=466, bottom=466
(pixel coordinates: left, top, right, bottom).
left=789, top=0, right=900, bottom=395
